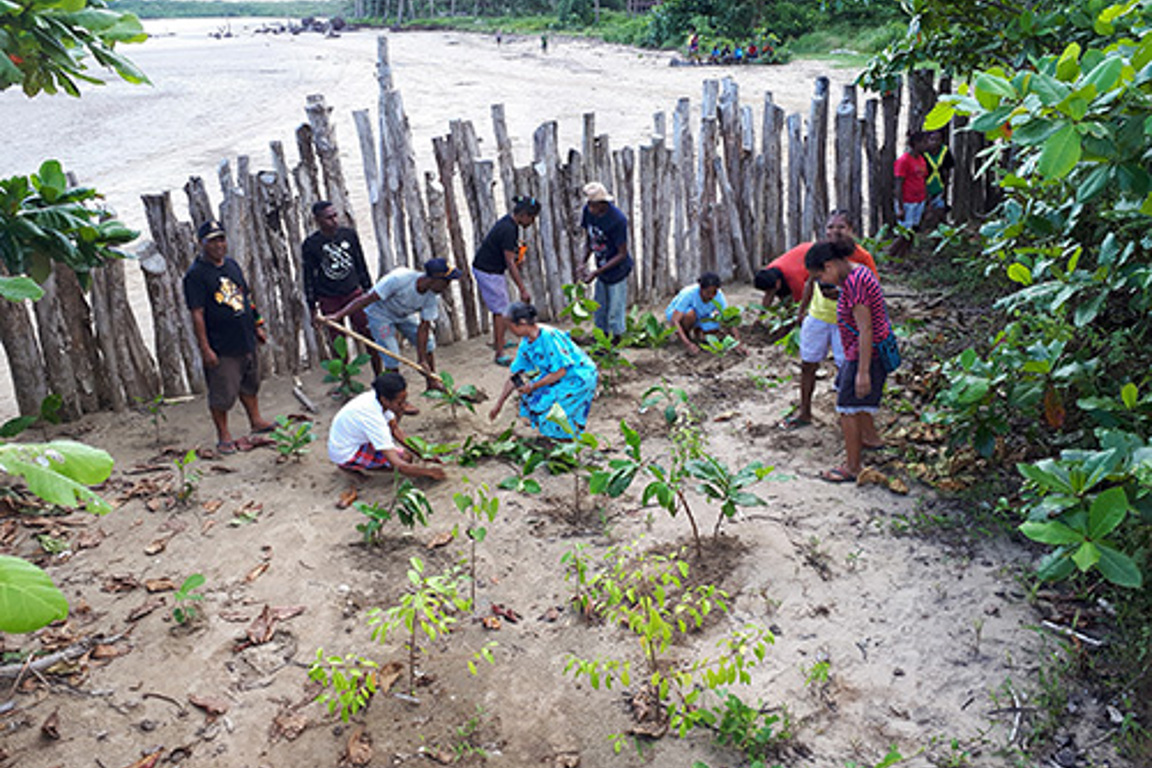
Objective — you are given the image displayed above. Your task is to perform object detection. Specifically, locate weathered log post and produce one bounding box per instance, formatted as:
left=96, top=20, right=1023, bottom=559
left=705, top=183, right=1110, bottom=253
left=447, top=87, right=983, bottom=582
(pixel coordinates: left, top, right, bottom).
left=908, top=69, right=936, bottom=135
left=581, top=112, right=596, bottom=186
left=0, top=288, right=48, bottom=416
left=424, top=172, right=460, bottom=343
left=375, top=36, right=399, bottom=273
left=218, top=159, right=273, bottom=375
left=654, top=132, right=676, bottom=297
left=714, top=155, right=745, bottom=283
left=54, top=266, right=110, bottom=410
left=385, top=90, right=433, bottom=268
left=879, top=79, right=902, bottom=231
left=31, top=271, right=82, bottom=420
left=512, top=163, right=549, bottom=317
left=786, top=113, right=804, bottom=247
left=672, top=98, right=694, bottom=284
left=184, top=177, right=214, bottom=232
left=532, top=122, right=566, bottom=319
left=697, top=115, right=719, bottom=275
left=718, top=78, right=748, bottom=277
left=142, top=191, right=197, bottom=396
left=638, top=144, right=656, bottom=301
left=305, top=94, right=356, bottom=230
left=835, top=85, right=860, bottom=233
left=802, top=77, right=830, bottom=242
left=739, top=104, right=757, bottom=275
left=432, top=136, right=481, bottom=338
left=240, top=157, right=289, bottom=373
left=863, top=99, right=882, bottom=237
left=592, top=134, right=613, bottom=198
left=761, top=93, right=785, bottom=259
left=612, top=147, right=636, bottom=300
left=451, top=119, right=490, bottom=334
left=353, top=109, right=396, bottom=275
left=270, top=140, right=320, bottom=368
left=951, top=113, right=974, bottom=223
left=491, top=103, right=517, bottom=211
left=256, top=169, right=307, bottom=372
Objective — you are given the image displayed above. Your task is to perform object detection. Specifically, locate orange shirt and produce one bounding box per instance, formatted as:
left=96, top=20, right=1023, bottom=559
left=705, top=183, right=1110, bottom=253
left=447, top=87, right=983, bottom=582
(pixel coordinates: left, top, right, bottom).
left=766, top=244, right=811, bottom=302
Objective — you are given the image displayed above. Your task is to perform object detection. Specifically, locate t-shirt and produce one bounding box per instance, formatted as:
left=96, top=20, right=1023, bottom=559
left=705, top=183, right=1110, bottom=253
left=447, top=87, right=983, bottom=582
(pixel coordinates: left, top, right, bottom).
left=301, top=227, right=372, bottom=306
left=665, top=285, right=728, bottom=331
left=581, top=204, right=632, bottom=285
left=473, top=214, right=519, bottom=275
left=766, top=244, right=810, bottom=302
left=894, top=152, right=928, bottom=204
left=327, top=390, right=396, bottom=465
left=365, top=268, right=439, bottom=324
left=183, top=256, right=257, bottom=357
left=837, top=265, right=891, bottom=362
left=924, top=145, right=955, bottom=197
left=808, top=245, right=878, bottom=324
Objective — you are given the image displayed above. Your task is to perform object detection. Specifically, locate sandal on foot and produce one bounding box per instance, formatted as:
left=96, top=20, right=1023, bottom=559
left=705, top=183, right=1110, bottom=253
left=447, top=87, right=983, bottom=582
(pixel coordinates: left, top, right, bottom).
left=778, top=415, right=812, bottom=431
left=494, top=355, right=513, bottom=367
left=819, top=467, right=857, bottom=484
left=216, top=440, right=238, bottom=455
left=251, top=423, right=276, bottom=434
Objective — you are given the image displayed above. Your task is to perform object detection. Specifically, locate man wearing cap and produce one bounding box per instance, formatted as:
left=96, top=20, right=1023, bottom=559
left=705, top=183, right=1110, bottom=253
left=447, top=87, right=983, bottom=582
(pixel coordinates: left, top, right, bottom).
left=301, top=200, right=380, bottom=375
left=321, top=260, right=460, bottom=400
left=183, top=220, right=274, bottom=455
left=577, top=181, right=632, bottom=343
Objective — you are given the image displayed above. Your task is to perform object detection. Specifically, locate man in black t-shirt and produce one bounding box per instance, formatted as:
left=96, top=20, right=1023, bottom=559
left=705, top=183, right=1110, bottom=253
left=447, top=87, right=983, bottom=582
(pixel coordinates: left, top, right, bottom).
left=301, top=200, right=380, bottom=374
left=577, top=182, right=632, bottom=342
left=183, top=220, right=273, bottom=455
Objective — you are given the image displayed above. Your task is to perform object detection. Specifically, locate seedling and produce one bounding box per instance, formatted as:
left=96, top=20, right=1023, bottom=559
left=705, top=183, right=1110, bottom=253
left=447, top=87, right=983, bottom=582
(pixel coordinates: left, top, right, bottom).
left=560, top=542, right=595, bottom=618
left=404, top=435, right=459, bottom=462
left=544, top=403, right=602, bottom=517
left=452, top=482, right=500, bottom=607
left=685, top=454, right=773, bottom=537
left=1, top=393, right=64, bottom=441
left=587, top=328, right=633, bottom=394
left=700, top=333, right=741, bottom=356
left=449, top=705, right=490, bottom=761
left=621, top=309, right=674, bottom=349
left=710, top=691, right=793, bottom=764
left=322, top=336, right=371, bottom=400
left=271, top=415, right=313, bottom=462
left=421, top=371, right=478, bottom=420
left=355, top=477, right=433, bottom=544
left=172, top=573, right=206, bottom=624
left=309, top=650, right=379, bottom=722
left=559, top=282, right=600, bottom=337
left=172, top=448, right=200, bottom=506
left=136, top=394, right=168, bottom=445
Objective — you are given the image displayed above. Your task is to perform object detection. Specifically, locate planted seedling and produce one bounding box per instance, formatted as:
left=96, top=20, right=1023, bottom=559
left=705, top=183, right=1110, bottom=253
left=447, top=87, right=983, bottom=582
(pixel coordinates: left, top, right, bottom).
left=1, top=393, right=64, bottom=441
left=453, top=481, right=500, bottom=607
left=544, top=403, right=602, bottom=517
left=559, top=282, right=600, bottom=337
left=621, top=309, right=674, bottom=349
left=685, top=454, right=773, bottom=537
left=172, top=573, right=206, bottom=624
left=404, top=435, right=460, bottom=462
left=322, top=336, right=371, bottom=400
left=271, top=415, right=314, bottom=462
left=309, top=650, right=379, bottom=722
left=136, top=393, right=168, bottom=446
left=497, top=448, right=544, bottom=495
left=700, top=333, right=741, bottom=357
left=172, top=448, right=200, bottom=506
left=587, top=328, right=633, bottom=394
left=355, top=477, right=433, bottom=544
left=421, top=371, right=478, bottom=420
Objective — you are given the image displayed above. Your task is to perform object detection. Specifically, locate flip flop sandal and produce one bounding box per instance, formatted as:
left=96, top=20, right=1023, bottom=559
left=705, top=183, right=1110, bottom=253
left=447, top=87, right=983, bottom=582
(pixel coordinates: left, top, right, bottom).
left=778, top=415, right=812, bottom=431
left=251, top=423, right=276, bottom=434
left=216, top=440, right=238, bottom=455
left=819, top=467, right=857, bottom=484
left=494, top=355, right=513, bottom=367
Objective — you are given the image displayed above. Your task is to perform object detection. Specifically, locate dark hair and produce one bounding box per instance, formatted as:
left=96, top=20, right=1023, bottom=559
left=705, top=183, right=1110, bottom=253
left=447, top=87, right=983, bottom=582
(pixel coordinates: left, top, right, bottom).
left=907, top=130, right=928, bottom=145
left=804, top=240, right=855, bottom=272
left=373, top=372, right=407, bottom=402
left=826, top=209, right=852, bottom=225
left=698, top=272, right=722, bottom=290
left=507, top=301, right=538, bottom=325
left=512, top=195, right=541, bottom=217
left=754, top=267, right=783, bottom=293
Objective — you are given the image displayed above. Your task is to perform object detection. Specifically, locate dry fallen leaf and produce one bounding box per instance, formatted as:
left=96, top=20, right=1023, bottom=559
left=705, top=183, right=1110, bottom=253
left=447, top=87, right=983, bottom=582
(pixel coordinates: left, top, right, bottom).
left=127, top=599, right=164, bottom=622
left=245, top=562, right=270, bottom=583
left=92, top=643, right=132, bottom=660
left=144, top=578, right=177, bottom=593
left=202, top=499, right=224, bottom=514
left=102, top=575, right=140, bottom=593
left=41, top=709, right=60, bottom=740
left=344, top=726, right=373, bottom=766
left=188, top=694, right=230, bottom=717
left=887, top=477, right=910, bottom=495
left=426, top=530, right=454, bottom=549
left=481, top=616, right=501, bottom=631
left=271, top=711, right=309, bottom=742
left=239, top=604, right=307, bottom=649
left=336, top=487, right=358, bottom=509
left=376, top=661, right=403, bottom=694
left=856, top=467, right=888, bottom=487
left=74, top=528, right=105, bottom=550
left=712, top=410, right=738, bottom=422
left=119, top=749, right=163, bottom=768
left=143, top=537, right=169, bottom=556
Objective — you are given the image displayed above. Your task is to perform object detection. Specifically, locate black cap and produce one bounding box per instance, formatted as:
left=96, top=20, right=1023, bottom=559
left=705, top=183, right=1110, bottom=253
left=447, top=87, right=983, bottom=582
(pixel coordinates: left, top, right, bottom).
left=197, top=220, right=226, bottom=241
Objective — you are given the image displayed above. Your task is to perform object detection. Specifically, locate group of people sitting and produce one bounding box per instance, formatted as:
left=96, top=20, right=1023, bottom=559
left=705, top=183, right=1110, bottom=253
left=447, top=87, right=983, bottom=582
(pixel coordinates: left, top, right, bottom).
left=687, top=33, right=778, bottom=65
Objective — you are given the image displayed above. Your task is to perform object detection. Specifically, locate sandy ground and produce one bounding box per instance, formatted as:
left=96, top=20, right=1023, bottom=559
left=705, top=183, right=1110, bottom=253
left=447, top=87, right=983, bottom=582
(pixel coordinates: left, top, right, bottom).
left=0, top=19, right=857, bottom=420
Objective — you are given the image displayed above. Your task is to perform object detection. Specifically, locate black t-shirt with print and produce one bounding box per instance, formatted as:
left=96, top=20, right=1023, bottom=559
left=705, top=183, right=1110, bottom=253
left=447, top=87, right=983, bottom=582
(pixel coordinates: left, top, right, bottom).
left=183, top=256, right=257, bottom=357
left=300, top=227, right=372, bottom=306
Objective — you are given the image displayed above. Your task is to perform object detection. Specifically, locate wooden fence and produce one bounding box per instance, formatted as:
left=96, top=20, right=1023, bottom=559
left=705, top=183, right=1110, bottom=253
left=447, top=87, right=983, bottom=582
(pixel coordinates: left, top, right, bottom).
left=0, top=35, right=993, bottom=418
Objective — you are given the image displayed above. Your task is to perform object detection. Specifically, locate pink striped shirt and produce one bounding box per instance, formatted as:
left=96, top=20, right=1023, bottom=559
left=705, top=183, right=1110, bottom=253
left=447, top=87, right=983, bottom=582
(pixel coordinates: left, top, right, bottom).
left=837, top=265, right=890, bottom=361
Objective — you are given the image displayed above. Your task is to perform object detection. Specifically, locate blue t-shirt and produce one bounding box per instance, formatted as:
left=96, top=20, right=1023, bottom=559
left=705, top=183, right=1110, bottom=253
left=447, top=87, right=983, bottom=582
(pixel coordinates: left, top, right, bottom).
left=581, top=204, right=632, bottom=285
left=664, top=285, right=727, bottom=331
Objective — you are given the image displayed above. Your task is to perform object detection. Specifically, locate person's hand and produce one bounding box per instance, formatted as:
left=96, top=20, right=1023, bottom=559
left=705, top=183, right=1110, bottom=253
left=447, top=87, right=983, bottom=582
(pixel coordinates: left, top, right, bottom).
left=312, top=311, right=326, bottom=329
left=684, top=342, right=699, bottom=356
left=202, top=348, right=219, bottom=368
left=488, top=404, right=501, bottom=421
left=517, top=381, right=534, bottom=396
left=855, top=369, right=872, bottom=398
left=581, top=269, right=596, bottom=285
left=255, top=326, right=268, bottom=345
left=520, top=290, right=532, bottom=303
left=426, top=465, right=447, bottom=481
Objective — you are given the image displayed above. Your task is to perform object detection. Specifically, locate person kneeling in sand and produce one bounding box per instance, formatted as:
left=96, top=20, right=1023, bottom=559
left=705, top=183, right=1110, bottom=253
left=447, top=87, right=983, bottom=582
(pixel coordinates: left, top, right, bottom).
left=327, top=372, right=446, bottom=480
left=665, top=272, right=747, bottom=356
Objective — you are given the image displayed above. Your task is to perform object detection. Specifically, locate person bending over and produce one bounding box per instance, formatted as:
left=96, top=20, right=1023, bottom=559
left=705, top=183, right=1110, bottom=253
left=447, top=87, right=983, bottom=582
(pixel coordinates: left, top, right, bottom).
left=665, top=272, right=746, bottom=355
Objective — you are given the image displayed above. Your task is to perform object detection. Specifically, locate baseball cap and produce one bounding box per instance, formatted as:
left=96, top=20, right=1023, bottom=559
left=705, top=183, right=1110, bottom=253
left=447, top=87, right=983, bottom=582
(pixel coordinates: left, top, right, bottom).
left=424, top=258, right=462, bottom=280
left=583, top=182, right=614, bottom=203
left=197, top=220, right=226, bottom=241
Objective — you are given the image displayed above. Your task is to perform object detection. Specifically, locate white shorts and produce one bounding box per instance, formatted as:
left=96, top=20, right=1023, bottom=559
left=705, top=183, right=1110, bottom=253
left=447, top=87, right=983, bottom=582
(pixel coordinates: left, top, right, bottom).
left=799, top=315, right=845, bottom=367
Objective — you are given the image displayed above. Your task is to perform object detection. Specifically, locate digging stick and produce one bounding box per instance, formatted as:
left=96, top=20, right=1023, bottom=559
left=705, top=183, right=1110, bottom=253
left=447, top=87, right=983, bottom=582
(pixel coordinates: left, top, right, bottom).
left=319, top=317, right=446, bottom=388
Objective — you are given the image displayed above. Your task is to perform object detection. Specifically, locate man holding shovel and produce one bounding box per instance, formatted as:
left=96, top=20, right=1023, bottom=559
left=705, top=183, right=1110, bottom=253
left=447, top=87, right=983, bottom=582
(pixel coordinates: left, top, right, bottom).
left=320, top=259, right=460, bottom=410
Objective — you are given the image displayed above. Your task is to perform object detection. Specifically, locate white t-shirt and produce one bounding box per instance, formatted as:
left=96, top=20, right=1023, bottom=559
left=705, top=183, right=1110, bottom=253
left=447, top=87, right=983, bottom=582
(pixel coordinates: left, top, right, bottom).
left=365, top=267, right=439, bottom=324
left=327, top=390, right=397, bottom=464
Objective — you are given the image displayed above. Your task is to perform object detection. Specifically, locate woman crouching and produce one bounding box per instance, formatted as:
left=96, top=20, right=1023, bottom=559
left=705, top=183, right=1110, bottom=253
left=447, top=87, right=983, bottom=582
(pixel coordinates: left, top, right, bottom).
left=488, top=302, right=599, bottom=438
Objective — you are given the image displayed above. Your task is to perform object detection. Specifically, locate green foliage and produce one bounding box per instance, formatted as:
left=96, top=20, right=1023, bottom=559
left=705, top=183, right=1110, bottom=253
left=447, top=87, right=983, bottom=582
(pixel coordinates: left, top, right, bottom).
left=588, top=327, right=633, bottom=392
left=172, top=448, right=200, bottom=505
left=271, top=416, right=314, bottom=461
left=172, top=573, right=206, bottom=624
left=355, top=478, right=433, bottom=544
left=0, top=554, right=69, bottom=633
left=559, top=282, right=599, bottom=336
left=0, top=0, right=148, bottom=97
left=116, top=0, right=345, bottom=19
left=544, top=402, right=603, bottom=514
left=321, top=336, right=370, bottom=400
left=453, top=481, right=500, bottom=606
left=0, top=275, right=44, bottom=302
left=700, top=333, right=740, bottom=356
left=620, top=308, right=674, bottom=349
left=404, top=435, right=460, bottom=461
left=308, top=650, right=379, bottom=722
left=2, top=392, right=64, bottom=439
left=135, top=393, right=168, bottom=446
left=709, top=691, right=792, bottom=764
left=1, top=160, right=138, bottom=289
left=421, top=371, right=477, bottom=420
left=0, top=439, right=114, bottom=514
left=685, top=454, right=772, bottom=537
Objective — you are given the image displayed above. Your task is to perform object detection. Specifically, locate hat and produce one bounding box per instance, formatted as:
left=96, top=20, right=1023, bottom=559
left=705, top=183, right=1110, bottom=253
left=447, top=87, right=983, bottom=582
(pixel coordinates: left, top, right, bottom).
left=583, top=182, right=614, bottom=203
left=424, top=258, right=462, bottom=280
left=197, top=220, right=226, bottom=241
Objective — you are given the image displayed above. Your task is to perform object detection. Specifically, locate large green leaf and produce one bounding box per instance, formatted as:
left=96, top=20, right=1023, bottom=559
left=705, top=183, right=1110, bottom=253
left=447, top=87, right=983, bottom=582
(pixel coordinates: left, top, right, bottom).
left=1020, top=520, right=1084, bottom=546
left=1071, top=540, right=1101, bottom=571
left=0, top=275, right=45, bottom=301
left=1087, top=486, right=1129, bottom=539
left=0, top=555, right=68, bottom=633
left=1038, top=123, right=1082, bottom=180
left=1095, top=544, right=1143, bottom=588
left=0, top=440, right=114, bottom=514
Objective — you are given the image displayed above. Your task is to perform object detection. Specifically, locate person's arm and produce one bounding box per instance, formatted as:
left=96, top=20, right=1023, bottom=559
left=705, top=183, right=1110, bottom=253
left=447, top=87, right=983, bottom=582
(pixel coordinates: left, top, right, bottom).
left=489, top=377, right=518, bottom=421
left=382, top=447, right=446, bottom=480
left=301, top=240, right=319, bottom=312
left=190, top=307, right=218, bottom=368
left=670, top=310, right=698, bottom=354
left=796, top=276, right=816, bottom=322
left=415, top=320, right=433, bottom=370
left=504, top=251, right=530, bottom=302
left=893, top=177, right=905, bottom=217
left=349, top=233, right=373, bottom=292
left=527, top=368, right=566, bottom=393
left=854, top=302, right=873, bottom=399
left=586, top=244, right=628, bottom=282
left=322, top=288, right=377, bottom=324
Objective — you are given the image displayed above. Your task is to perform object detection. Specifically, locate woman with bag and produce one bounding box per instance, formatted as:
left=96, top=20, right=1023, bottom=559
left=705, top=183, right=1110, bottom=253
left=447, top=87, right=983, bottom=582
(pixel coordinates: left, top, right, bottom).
left=805, top=240, right=896, bottom=483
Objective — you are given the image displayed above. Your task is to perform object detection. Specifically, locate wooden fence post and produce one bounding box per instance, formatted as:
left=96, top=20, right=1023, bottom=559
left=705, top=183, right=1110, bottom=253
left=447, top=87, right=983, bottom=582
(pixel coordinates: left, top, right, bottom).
left=802, top=77, right=830, bottom=242
left=761, top=92, right=785, bottom=259
left=433, top=136, right=481, bottom=338
left=786, top=113, right=804, bottom=247
left=863, top=99, right=882, bottom=237
left=305, top=94, right=356, bottom=231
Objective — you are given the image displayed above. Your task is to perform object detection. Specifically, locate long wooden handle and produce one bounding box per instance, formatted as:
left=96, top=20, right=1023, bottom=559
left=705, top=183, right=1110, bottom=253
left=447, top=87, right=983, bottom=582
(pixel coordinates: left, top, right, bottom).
left=320, top=317, right=445, bottom=387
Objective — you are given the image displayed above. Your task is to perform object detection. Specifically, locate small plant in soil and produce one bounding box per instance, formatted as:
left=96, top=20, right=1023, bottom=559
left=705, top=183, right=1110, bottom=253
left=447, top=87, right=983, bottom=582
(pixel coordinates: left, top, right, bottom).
left=588, top=327, right=633, bottom=394
left=560, top=542, right=595, bottom=619
left=707, top=690, right=793, bottom=765
left=172, top=448, right=200, bottom=505
left=271, top=415, right=313, bottom=462
left=700, top=333, right=741, bottom=356
left=1, top=393, right=62, bottom=440
left=404, top=435, right=460, bottom=462
left=621, top=309, right=674, bottom=349
left=172, top=573, right=206, bottom=624
left=421, top=371, right=478, bottom=420
left=559, top=282, right=599, bottom=337
left=135, top=393, right=168, bottom=445
left=308, top=650, right=379, bottom=722
left=322, top=335, right=370, bottom=400
left=544, top=403, right=603, bottom=517
left=496, top=448, right=544, bottom=495
left=685, top=454, right=772, bottom=537
left=452, top=481, right=500, bottom=607
left=355, top=477, right=433, bottom=544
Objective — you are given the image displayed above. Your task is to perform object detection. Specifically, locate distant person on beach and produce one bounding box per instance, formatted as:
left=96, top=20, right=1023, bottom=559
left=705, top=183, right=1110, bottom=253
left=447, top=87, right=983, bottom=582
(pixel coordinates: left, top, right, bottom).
left=328, top=372, right=446, bottom=480
left=321, top=259, right=460, bottom=404
left=665, top=272, right=747, bottom=356
left=541, top=34, right=548, bottom=52
left=488, top=302, right=598, bottom=439
left=577, top=182, right=632, bottom=343
left=183, top=220, right=274, bottom=455
left=889, top=130, right=930, bottom=260
left=472, top=195, right=541, bottom=365
left=301, top=200, right=380, bottom=375
left=764, top=212, right=877, bottom=431
left=805, top=240, right=892, bottom=484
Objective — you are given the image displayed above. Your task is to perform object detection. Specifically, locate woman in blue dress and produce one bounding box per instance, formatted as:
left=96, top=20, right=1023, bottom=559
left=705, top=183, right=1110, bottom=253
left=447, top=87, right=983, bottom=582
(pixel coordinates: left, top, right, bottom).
left=488, top=302, right=599, bottom=439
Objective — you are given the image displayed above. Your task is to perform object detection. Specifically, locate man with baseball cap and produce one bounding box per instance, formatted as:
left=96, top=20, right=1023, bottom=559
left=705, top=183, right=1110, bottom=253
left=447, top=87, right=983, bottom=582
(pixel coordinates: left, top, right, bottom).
left=183, top=220, right=274, bottom=454
left=321, top=259, right=460, bottom=400
left=577, top=181, right=632, bottom=343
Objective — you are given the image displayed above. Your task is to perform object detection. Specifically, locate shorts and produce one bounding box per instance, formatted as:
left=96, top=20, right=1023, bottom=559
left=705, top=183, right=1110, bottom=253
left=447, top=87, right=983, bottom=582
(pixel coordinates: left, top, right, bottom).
left=318, top=289, right=371, bottom=342
left=799, top=315, right=845, bottom=366
left=929, top=194, right=948, bottom=210
left=340, top=443, right=393, bottom=471
left=474, top=268, right=510, bottom=316
left=835, top=357, right=887, bottom=415
left=897, top=200, right=925, bottom=229
left=205, top=352, right=259, bottom=411
left=366, top=313, right=436, bottom=371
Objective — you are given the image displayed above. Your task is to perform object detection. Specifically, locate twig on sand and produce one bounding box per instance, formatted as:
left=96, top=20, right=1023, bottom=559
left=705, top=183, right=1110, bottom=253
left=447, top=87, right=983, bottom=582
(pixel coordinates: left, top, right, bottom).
left=143, top=690, right=189, bottom=717
left=1040, top=620, right=1104, bottom=648
left=0, top=633, right=125, bottom=679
